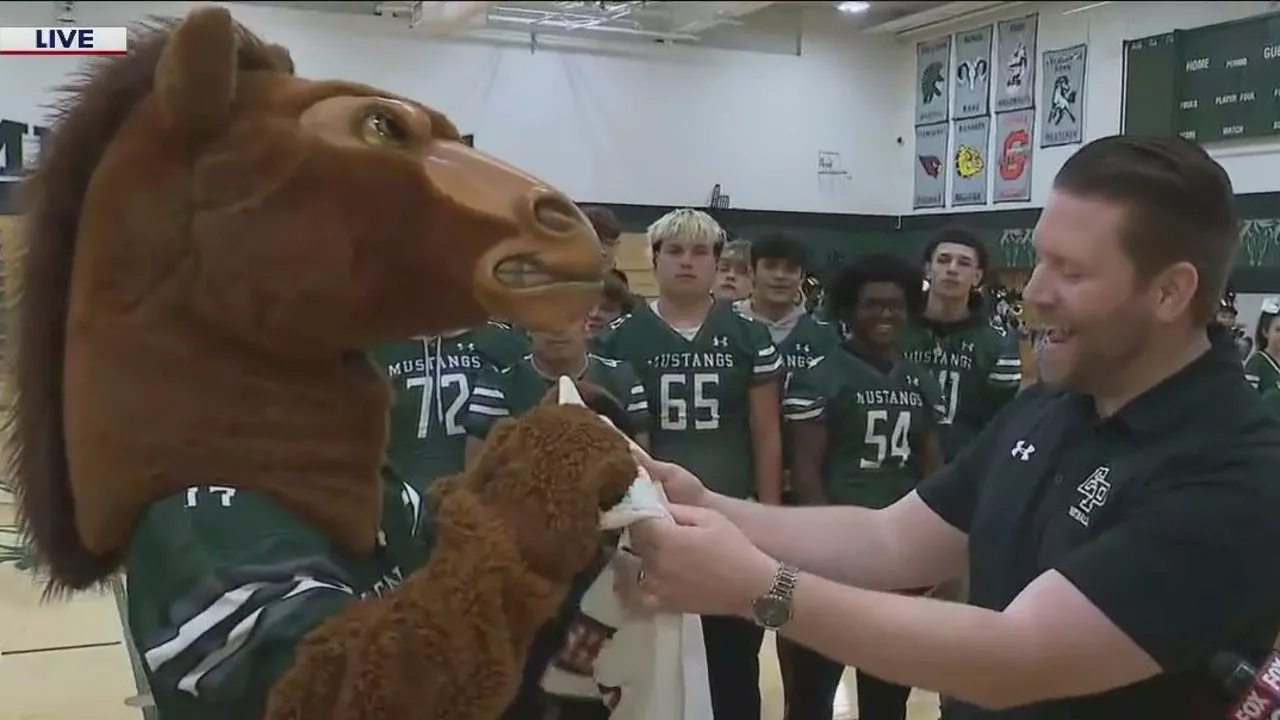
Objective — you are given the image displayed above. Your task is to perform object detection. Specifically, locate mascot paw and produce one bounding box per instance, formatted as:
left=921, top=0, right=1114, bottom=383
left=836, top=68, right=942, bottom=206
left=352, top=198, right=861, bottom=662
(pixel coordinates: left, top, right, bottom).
left=460, top=401, right=634, bottom=581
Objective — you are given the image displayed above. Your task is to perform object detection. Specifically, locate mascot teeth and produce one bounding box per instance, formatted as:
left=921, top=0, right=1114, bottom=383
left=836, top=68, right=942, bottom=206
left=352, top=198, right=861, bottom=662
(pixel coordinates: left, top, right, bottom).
left=496, top=257, right=556, bottom=288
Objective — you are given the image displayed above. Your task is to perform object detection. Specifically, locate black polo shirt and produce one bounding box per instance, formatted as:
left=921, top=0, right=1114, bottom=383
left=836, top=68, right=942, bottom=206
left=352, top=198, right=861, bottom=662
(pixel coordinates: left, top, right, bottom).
left=918, top=334, right=1280, bottom=719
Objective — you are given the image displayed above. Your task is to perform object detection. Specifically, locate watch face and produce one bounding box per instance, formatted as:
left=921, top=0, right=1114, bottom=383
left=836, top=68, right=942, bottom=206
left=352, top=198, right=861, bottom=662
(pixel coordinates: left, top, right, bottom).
left=753, top=594, right=793, bottom=628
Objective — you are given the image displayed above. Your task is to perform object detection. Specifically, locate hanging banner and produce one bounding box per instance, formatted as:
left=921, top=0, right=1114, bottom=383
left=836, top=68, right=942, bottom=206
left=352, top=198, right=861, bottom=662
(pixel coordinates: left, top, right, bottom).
left=994, top=109, right=1035, bottom=203
left=1040, top=44, right=1087, bottom=147
left=994, top=14, right=1038, bottom=112
left=913, top=123, right=950, bottom=209
left=952, top=25, right=993, bottom=120
left=951, top=117, right=990, bottom=207
left=915, top=36, right=952, bottom=126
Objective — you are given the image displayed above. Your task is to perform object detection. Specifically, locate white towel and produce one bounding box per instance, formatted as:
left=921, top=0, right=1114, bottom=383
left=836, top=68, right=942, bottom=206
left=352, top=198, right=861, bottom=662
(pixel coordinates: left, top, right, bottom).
left=539, top=378, right=714, bottom=719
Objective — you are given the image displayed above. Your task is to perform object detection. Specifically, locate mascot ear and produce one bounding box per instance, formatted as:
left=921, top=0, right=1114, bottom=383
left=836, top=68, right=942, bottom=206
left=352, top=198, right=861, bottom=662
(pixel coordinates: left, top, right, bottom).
left=154, top=7, right=238, bottom=142
left=265, top=43, right=295, bottom=74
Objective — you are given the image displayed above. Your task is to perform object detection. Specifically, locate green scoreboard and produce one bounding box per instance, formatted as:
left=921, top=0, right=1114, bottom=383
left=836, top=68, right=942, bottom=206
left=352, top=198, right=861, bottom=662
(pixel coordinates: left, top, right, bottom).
left=1123, top=13, right=1280, bottom=143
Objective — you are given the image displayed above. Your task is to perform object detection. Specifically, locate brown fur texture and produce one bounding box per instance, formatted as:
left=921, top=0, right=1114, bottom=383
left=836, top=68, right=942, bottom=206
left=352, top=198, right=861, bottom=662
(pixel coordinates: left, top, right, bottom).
left=9, top=5, right=624, bottom=719
left=11, top=6, right=603, bottom=596
left=264, top=402, right=636, bottom=720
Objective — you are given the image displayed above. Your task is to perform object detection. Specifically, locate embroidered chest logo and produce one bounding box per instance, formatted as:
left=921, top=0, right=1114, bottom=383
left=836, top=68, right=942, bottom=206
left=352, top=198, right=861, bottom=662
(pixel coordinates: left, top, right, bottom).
left=1069, top=466, right=1111, bottom=527
left=711, top=335, right=729, bottom=348
left=960, top=340, right=976, bottom=354
left=1010, top=440, right=1036, bottom=461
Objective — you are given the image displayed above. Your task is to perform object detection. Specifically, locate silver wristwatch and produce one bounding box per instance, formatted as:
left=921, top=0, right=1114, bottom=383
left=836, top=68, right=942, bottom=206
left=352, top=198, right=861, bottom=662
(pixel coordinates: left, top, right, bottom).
left=751, top=563, right=800, bottom=630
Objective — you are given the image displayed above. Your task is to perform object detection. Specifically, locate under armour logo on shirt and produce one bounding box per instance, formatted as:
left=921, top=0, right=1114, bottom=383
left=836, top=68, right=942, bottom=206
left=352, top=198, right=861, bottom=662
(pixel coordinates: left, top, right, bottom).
left=1010, top=440, right=1036, bottom=461
left=711, top=336, right=729, bottom=348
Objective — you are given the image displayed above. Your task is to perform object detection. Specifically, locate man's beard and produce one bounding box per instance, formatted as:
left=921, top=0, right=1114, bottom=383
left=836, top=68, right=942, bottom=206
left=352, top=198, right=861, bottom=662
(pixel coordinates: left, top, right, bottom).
left=1046, top=317, right=1151, bottom=395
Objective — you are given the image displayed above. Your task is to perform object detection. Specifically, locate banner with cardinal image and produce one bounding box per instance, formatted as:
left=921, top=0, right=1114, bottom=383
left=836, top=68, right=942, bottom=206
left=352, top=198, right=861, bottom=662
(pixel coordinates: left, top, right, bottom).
left=995, top=14, right=1038, bottom=113
left=915, top=36, right=952, bottom=126
left=1039, top=44, right=1087, bottom=147
left=953, top=25, right=993, bottom=120
left=951, top=117, right=990, bottom=207
left=913, top=122, right=949, bottom=209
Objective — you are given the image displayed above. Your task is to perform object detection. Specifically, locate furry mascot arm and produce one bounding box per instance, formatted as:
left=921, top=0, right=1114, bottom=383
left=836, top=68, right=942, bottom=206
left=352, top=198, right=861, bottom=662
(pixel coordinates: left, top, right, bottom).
left=263, top=401, right=636, bottom=720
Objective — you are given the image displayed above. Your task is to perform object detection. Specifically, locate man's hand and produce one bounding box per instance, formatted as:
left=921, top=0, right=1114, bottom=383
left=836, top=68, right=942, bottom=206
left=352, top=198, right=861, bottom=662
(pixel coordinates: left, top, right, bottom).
left=628, top=503, right=777, bottom=617
left=632, top=449, right=709, bottom=508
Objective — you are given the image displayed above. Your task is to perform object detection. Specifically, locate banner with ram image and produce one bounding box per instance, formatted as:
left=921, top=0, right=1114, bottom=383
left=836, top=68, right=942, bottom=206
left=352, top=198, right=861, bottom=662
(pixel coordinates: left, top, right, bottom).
left=952, top=25, right=993, bottom=120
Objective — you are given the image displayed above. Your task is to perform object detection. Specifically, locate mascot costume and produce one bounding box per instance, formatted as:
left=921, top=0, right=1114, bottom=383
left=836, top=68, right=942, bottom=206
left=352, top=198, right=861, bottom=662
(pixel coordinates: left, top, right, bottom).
left=8, top=7, right=641, bottom=719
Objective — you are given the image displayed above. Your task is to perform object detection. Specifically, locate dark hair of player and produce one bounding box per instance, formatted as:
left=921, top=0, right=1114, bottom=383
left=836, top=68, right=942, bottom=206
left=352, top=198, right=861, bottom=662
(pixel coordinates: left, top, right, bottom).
left=826, top=253, right=926, bottom=321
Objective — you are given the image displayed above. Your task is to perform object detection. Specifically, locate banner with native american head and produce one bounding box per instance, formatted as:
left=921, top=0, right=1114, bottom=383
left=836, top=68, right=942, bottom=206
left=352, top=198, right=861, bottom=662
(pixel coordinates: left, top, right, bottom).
left=915, top=36, right=952, bottom=126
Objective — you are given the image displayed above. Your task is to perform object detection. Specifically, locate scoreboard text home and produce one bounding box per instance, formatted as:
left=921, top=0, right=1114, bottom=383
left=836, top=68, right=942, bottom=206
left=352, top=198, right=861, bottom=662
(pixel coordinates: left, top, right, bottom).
left=1123, top=13, right=1280, bottom=144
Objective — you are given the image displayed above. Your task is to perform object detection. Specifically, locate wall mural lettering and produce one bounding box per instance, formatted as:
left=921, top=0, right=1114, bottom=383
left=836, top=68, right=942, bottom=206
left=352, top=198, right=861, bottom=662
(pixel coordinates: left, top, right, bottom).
left=0, top=118, right=50, bottom=179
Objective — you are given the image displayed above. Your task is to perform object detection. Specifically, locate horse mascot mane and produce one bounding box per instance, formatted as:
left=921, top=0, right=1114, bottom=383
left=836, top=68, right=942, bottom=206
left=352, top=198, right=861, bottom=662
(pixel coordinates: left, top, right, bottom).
left=9, top=7, right=636, bottom=719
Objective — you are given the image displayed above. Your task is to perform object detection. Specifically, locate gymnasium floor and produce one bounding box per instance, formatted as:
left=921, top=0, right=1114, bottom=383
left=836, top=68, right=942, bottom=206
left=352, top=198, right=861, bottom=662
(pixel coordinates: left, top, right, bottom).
left=0, top=492, right=940, bottom=720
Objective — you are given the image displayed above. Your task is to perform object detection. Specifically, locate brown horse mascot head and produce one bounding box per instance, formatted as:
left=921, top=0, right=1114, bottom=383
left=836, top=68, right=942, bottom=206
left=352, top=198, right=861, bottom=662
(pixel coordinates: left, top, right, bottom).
left=11, top=7, right=604, bottom=596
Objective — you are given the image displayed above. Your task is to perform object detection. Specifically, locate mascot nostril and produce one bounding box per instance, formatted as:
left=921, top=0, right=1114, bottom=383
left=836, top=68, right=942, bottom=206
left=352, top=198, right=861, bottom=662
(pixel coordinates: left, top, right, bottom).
left=531, top=192, right=587, bottom=236
left=10, top=6, right=638, bottom=720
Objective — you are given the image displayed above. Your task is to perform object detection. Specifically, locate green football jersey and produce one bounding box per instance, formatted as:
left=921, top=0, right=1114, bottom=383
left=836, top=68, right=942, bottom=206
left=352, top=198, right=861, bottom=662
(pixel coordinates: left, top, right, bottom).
left=371, top=333, right=490, bottom=492
left=901, top=314, right=1022, bottom=460
left=777, top=314, right=842, bottom=376
left=1245, top=351, right=1280, bottom=393
left=125, top=468, right=429, bottom=720
left=783, top=349, right=942, bottom=509
left=471, top=320, right=533, bottom=370
left=593, top=301, right=782, bottom=499
left=464, top=353, right=650, bottom=439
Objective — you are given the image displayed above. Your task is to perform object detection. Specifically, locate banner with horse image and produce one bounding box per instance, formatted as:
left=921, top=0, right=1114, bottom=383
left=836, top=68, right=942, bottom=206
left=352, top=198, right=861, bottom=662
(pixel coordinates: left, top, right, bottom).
left=913, top=123, right=950, bottom=209
left=953, top=25, right=993, bottom=120
left=994, top=14, right=1038, bottom=112
left=915, top=36, right=952, bottom=126
left=951, top=116, right=990, bottom=207
left=993, top=109, right=1035, bottom=203
left=1040, top=44, right=1087, bottom=147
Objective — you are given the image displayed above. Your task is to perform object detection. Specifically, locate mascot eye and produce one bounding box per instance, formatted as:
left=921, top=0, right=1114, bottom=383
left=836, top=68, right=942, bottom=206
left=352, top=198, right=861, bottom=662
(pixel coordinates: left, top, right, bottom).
left=358, top=110, right=408, bottom=148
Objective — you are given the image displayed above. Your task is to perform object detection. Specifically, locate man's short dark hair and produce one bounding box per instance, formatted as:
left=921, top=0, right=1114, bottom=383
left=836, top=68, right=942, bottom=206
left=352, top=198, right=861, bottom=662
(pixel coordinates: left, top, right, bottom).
left=581, top=206, right=622, bottom=245
left=751, top=233, right=808, bottom=271
left=922, top=227, right=989, bottom=273
left=827, top=253, right=925, bottom=319
left=1053, top=135, right=1239, bottom=325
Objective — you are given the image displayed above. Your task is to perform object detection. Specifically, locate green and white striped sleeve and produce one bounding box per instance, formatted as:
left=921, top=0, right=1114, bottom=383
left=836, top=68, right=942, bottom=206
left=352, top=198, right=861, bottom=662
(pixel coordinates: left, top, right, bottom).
left=782, top=359, right=828, bottom=422
left=987, top=334, right=1023, bottom=389
left=126, top=489, right=357, bottom=713
left=463, top=365, right=512, bottom=440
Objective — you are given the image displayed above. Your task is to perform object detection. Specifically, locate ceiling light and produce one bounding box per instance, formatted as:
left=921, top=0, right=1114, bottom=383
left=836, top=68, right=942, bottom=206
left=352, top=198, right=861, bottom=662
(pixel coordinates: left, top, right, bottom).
left=837, top=1, right=871, bottom=13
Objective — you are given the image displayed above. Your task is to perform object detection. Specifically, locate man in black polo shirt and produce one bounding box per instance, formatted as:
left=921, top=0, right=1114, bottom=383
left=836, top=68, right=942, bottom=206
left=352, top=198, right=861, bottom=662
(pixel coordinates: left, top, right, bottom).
left=623, top=135, right=1280, bottom=719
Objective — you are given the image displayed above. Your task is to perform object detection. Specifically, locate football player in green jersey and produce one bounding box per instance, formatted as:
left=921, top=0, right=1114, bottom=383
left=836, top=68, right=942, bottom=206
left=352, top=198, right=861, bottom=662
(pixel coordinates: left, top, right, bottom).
left=1245, top=304, right=1280, bottom=392
left=714, top=238, right=754, bottom=301
left=592, top=208, right=782, bottom=720
left=735, top=233, right=841, bottom=374
left=584, top=272, right=637, bottom=340
left=463, top=318, right=650, bottom=460
left=471, top=318, right=533, bottom=369
left=780, top=253, right=944, bottom=720
left=902, top=228, right=1023, bottom=460
left=370, top=332, right=490, bottom=493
